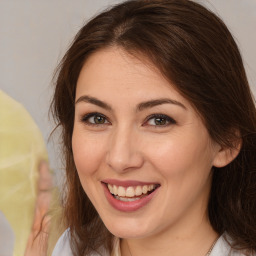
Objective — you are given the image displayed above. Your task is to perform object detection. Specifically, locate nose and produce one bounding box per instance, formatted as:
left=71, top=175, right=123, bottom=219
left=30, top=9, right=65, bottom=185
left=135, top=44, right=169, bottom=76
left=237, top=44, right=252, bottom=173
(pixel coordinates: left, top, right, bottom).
left=106, top=126, right=144, bottom=173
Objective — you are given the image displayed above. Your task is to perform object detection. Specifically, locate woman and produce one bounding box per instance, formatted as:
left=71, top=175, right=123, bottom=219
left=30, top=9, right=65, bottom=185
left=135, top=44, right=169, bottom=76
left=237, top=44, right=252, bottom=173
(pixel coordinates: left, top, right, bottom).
left=51, top=0, right=256, bottom=255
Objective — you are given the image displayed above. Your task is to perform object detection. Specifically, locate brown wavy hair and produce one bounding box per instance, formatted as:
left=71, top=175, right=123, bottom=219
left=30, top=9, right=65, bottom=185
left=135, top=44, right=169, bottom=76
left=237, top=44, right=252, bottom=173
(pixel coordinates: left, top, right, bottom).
left=51, top=0, right=256, bottom=255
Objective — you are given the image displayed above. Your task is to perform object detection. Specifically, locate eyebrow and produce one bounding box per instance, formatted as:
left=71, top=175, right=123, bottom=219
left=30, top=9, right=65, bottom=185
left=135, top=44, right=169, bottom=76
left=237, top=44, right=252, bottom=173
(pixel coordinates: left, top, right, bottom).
left=137, top=98, right=186, bottom=111
left=75, top=95, right=112, bottom=111
left=75, top=95, right=186, bottom=111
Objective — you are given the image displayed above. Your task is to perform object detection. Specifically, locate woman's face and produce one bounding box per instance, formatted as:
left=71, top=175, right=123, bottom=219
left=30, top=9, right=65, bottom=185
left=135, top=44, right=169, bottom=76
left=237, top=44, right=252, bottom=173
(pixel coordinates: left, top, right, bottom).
left=72, top=47, right=221, bottom=239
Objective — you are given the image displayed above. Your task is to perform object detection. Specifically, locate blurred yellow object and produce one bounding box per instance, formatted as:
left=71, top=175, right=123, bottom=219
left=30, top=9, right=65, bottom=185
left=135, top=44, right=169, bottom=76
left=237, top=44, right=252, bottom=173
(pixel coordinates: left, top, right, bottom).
left=0, top=90, right=48, bottom=256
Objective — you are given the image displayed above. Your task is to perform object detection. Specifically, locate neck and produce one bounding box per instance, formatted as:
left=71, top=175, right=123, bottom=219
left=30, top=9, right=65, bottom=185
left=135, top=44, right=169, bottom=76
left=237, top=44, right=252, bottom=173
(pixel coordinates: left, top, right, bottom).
left=120, top=217, right=218, bottom=256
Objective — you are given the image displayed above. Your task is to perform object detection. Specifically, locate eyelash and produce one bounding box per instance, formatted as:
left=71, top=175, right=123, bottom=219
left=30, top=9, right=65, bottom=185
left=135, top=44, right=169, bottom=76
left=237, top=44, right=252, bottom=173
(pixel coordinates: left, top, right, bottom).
left=144, top=114, right=176, bottom=127
left=80, top=112, right=110, bottom=126
left=80, top=112, right=176, bottom=127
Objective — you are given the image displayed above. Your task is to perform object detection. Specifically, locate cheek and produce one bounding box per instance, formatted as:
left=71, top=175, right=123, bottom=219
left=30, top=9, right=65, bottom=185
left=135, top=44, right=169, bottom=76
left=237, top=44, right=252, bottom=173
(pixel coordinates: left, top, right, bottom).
left=146, top=130, right=214, bottom=179
left=72, top=130, right=106, bottom=178
left=71, top=130, right=107, bottom=204
left=144, top=132, right=214, bottom=220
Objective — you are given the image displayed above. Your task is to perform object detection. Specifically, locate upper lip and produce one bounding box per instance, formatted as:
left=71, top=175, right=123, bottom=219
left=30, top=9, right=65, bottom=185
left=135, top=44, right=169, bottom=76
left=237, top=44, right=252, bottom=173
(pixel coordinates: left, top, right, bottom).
left=101, top=179, right=160, bottom=187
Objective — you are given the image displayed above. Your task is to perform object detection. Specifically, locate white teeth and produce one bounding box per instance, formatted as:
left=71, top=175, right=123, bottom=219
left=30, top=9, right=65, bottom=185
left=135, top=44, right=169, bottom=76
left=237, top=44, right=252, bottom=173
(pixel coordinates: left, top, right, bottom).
left=107, top=183, right=157, bottom=198
left=113, top=185, right=118, bottom=195
left=107, top=184, right=113, bottom=194
left=126, top=187, right=134, bottom=197
left=117, top=186, right=126, bottom=197
left=135, top=186, right=142, bottom=196
left=142, top=185, right=148, bottom=194
left=114, top=195, right=141, bottom=202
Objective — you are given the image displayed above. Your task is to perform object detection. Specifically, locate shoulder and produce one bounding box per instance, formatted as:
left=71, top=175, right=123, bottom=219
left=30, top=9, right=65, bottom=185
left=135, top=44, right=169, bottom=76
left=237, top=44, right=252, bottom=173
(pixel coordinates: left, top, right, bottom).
left=211, top=233, right=256, bottom=256
left=52, top=229, right=73, bottom=256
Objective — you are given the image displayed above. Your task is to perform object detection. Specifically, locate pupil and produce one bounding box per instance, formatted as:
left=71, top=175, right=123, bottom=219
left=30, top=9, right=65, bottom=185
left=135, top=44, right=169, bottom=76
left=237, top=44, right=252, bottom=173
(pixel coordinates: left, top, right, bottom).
left=94, top=116, right=104, bottom=124
left=155, top=117, right=166, bottom=125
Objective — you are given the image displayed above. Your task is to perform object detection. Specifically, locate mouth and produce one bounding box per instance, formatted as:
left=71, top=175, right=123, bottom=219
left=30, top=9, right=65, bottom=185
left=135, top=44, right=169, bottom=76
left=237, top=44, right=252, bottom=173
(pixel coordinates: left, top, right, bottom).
left=106, top=183, right=159, bottom=202
left=101, top=180, right=160, bottom=212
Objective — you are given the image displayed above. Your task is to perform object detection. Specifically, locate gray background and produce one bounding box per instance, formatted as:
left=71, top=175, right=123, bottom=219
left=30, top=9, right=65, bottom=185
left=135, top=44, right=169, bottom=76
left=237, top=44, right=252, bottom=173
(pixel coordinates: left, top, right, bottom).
left=1, top=0, right=255, bottom=174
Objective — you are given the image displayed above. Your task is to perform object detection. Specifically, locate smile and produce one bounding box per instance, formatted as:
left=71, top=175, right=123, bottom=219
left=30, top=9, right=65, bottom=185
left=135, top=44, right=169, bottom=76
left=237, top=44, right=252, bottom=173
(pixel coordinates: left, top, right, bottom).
left=107, top=184, right=158, bottom=201
left=102, top=181, right=160, bottom=212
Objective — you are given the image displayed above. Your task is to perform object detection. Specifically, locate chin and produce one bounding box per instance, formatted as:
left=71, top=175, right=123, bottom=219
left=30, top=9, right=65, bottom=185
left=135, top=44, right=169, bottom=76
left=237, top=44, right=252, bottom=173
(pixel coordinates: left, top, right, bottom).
left=102, top=216, right=153, bottom=239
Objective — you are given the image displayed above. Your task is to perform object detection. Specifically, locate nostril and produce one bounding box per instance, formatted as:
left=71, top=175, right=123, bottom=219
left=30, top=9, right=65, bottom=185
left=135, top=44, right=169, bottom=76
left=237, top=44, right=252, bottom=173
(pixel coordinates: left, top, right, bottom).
left=105, top=129, right=144, bottom=173
left=106, top=150, right=144, bottom=173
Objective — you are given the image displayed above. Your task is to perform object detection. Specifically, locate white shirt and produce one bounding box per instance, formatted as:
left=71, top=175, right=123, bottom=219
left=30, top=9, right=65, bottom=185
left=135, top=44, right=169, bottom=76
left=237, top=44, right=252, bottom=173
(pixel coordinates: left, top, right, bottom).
left=52, top=229, right=254, bottom=256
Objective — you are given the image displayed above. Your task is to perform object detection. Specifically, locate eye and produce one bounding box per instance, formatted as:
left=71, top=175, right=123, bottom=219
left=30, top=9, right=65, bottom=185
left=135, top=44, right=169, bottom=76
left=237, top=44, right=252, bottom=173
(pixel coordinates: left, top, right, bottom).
left=144, top=114, right=176, bottom=127
left=81, top=112, right=110, bottom=126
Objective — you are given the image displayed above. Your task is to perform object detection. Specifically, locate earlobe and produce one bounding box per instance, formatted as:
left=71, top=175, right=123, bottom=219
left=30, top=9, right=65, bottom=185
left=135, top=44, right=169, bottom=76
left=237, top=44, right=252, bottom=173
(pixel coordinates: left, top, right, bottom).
left=213, top=138, right=242, bottom=168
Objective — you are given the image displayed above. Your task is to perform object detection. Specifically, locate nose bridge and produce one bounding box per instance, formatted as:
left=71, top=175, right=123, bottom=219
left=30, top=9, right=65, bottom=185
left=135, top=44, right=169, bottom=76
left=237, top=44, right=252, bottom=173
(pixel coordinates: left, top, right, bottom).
left=106, top=123, right=143, bottom=172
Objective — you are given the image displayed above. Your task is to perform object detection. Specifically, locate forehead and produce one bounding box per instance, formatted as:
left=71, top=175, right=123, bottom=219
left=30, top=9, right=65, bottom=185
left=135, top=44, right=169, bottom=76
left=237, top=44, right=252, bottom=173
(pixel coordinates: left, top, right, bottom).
left=76, top=47, right=189, bottom=105
left=79, top=47, right=161, bottom=84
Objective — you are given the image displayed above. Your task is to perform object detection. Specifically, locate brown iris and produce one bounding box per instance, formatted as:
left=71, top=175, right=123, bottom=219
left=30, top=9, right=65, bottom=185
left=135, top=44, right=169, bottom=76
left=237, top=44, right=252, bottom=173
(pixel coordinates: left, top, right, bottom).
left=154, top=117, right=167, bottom=125
left=94, top=115, right=106, bottom=124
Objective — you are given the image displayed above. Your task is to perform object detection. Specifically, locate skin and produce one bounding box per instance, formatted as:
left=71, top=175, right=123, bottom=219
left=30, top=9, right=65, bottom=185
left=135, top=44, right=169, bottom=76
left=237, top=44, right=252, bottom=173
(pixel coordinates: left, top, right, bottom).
left=72, top=47, right=233, bottom=256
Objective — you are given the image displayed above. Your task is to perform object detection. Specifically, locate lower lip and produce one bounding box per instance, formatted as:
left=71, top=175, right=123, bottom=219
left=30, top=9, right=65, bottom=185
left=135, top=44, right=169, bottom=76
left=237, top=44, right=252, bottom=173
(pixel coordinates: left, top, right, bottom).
left=102, top=183, right=159, bottom=212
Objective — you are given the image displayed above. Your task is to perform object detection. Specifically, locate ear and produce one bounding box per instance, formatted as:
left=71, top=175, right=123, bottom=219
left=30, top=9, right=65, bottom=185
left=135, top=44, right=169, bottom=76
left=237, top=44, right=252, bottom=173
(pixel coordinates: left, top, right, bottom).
left=212, top=135, right=242, bottom=168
